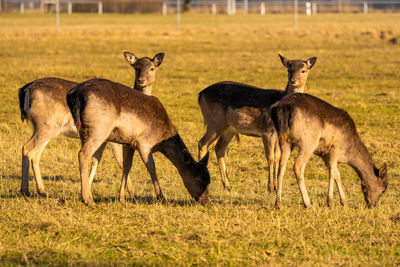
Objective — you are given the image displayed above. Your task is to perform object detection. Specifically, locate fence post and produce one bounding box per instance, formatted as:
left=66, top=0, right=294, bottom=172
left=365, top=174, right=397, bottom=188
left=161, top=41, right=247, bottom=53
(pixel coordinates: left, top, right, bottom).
left=211, top=2, right=216, bottom=14
left=232, top=0, right=236, bottom=14
left=363, top=1, right=368, bottom=13
left=56, top=0, right=60, bottom=29
left=68, top=1, right=72, bottom=14
left=244, top=0, right=248, bottom=14
left=306, top=2, right=311, bottom=15
left=260, top=2, right=265, bottom=15
left=98, top=1, right=103, bottom=14
left=20, top=2, right=24, bottom=14
left=162, top=1, right=167, bottom=15
left=227, top=0, right=231, bottom=15
left=312, top=1, right=317, bottom=14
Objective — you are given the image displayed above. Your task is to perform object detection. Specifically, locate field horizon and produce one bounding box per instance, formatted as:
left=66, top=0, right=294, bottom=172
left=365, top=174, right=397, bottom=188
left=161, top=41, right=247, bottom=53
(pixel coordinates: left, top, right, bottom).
left=0, top=13, right=399, bottom=265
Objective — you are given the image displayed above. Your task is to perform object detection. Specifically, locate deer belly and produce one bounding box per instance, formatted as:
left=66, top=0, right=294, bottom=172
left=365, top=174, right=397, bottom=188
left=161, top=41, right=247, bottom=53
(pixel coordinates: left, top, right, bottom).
left=61, top=121, right=79, bottom=138
left=226, top=107, right=263, bottom=137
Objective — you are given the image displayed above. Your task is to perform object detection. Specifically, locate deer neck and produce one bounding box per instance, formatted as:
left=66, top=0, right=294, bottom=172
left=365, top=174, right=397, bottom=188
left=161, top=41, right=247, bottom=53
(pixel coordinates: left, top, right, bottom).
left=284, top=83, right=305, bottom=95
left=134, top=81, right=152, bottom=96
left=154, top=135, right=192, bottom=174
left=348, top=138, right=377, bottom=183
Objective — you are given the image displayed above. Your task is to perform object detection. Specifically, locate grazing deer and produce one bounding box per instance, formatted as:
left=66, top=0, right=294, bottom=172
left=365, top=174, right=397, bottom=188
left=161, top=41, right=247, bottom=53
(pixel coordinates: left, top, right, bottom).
left=270, top=93, right=388, bottom=209
left=18, top=51, right=165, bottom=197
left=66, top=78, right=210, bottom=206
left=198, top=54, right=317, bottom=192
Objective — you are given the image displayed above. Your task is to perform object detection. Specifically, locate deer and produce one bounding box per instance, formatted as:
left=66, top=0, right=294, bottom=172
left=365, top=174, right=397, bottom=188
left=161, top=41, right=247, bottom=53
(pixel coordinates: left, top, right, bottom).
left=18, top=51, right=165, bottom=198
left=197, top=54, right=317, bottom=193
left=66, top=78, right=211, bottom=206
left=270, top=93, right=388, bottom=209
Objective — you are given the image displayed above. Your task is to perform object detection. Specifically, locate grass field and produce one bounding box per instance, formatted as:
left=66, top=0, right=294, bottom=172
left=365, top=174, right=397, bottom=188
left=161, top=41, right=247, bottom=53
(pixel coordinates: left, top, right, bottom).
left=0, top=12, right=400, bottom=265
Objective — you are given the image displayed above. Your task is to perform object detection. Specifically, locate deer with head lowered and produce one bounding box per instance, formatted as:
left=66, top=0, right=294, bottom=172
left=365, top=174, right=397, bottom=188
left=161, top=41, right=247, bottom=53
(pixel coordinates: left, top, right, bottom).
left=198, top=54, right=317, bottom=192
left=270, top=93, right=388, bottom=209
left=66, top=78, right=210, bottom=206
left=18, top=51, right=165, bottom=197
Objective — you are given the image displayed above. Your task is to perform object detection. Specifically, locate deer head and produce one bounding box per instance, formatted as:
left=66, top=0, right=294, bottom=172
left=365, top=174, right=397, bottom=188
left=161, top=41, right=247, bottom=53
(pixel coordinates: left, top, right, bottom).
left=182, top=150, right=211, bottom=204
left=123, top=50, right=166, bottom=95
left=278, top=54, right=317, bottom=93
left=362, top=163, right=388, bottom=208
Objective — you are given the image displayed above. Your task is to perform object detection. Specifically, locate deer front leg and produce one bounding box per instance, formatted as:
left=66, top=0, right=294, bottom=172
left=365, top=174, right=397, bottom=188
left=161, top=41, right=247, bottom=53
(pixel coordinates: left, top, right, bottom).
left=109, top=142, right=135, bottom=196
left=119, top=146, right=135, bottom=203
left=138, top=146, right=165, bottom=202
left=215, top=131, right=235, bottom=191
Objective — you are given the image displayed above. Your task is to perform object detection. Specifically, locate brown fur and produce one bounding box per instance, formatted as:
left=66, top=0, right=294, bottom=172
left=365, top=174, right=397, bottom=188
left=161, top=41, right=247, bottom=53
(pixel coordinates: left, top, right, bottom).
left=197, top=54, right=317, bottom=192
left=67, top=79, right=210, bottom=205
left=270, top=93, right=388, bottom=209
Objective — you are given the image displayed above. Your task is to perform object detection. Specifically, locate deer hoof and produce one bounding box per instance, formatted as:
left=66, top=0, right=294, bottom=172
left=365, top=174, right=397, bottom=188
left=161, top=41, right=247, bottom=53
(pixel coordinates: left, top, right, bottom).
left=20, top=189, right=31, bottom=197
left=275, top=200, right=282, bottom=210
left=327, top=198, right=333, bottom=208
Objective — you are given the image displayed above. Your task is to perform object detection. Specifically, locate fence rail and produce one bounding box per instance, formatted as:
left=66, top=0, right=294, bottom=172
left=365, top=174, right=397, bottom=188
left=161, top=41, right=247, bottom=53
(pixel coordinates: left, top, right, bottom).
left=1, top=0, right=400, bottom=14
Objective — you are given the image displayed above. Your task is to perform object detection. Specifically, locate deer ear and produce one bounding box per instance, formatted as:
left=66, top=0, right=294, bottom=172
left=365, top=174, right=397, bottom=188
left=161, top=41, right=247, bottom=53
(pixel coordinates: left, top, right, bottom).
left=199, top=152, right=209, bottom=166
left=278, top=54, right=289, bottom=68
left=123, top=50, right=137, bottom=65
left=379, top=162, right=388, bottom=178
left=306, top=57, right=318, bottom=69
left=153, top=52, right=166, bottom=67
left=183, top=149, right=193, bottom=165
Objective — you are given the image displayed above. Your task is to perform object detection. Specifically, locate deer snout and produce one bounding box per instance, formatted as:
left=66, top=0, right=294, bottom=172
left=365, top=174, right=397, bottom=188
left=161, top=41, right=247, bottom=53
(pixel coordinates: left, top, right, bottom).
left=290, top=78, right=298, bottom=85
left=137, top=78, right=146, bottom=85
left=197, top=185, right=210, bottom=205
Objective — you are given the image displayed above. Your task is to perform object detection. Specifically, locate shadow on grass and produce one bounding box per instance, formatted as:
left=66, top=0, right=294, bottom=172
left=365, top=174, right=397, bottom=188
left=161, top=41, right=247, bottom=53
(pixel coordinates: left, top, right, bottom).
left=94, top=195, right=202, bottom=207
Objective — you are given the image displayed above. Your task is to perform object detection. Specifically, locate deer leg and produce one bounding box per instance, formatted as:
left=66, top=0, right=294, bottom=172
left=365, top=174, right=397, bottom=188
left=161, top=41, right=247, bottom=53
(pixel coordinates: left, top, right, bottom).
left=262, top=133, right=275, bottom=193
left=109, top=142, right=135, bottom=196
left=273, top=139, right=281, bottom=192
left=21, top=127, right=54, bottom=196
left=215, top=130, right=235, bottom=191
left=275, top=142, right=291, bottom=209
left=79, top=134, right=109, bottom=206
left=138, top=146, right=165, bottom=202
left=198, top=129, right=220, bottom=161
left=119, top=146, right=135, bottom=203
left=334, top=167, right=346, bottom=206
left=293, top=146, right=315, bottom=208
left=88, top=142, right=107, bottom=188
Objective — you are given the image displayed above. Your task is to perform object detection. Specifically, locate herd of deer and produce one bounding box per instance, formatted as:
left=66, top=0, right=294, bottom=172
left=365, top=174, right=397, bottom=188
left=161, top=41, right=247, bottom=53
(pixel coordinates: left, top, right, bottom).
left=17, top=51, right=388, bottom=209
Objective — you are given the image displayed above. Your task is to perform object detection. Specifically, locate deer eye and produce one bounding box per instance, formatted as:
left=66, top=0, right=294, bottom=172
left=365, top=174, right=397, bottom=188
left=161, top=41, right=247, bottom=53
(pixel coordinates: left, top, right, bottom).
left=302, top=69, right=306, bottom=73
left=150, top=67, right=155, bottom=71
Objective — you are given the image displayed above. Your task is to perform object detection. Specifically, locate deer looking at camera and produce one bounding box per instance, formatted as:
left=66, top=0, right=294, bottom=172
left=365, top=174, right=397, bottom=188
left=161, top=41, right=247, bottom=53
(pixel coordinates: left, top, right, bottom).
left=198, top=54, right=317, bottom=192
left=67, top=79, right=210, bottom=206
left=270, top=93, right=388, bottom=209
left=18, top=51, right=165, bottom=197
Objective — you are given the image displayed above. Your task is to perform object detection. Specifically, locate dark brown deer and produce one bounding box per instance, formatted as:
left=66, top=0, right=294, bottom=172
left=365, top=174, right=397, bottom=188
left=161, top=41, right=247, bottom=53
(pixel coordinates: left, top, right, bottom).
left=198, top=54, right=317, bottom=192
left=66, top=79, right=211, bottom=206
left=18, top=51, right=165, bottom=197
left=270, top=93, right=388, bottom=209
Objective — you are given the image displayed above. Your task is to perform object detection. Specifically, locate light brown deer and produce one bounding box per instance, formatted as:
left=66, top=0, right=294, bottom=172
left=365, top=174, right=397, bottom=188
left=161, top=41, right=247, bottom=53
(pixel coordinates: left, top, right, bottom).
left=18, top=51, right=165, bottom=197
left=198, top=54, right=317, bottom=192
left=270, top=93, right=388, bottom=209
left=66, top=79, right=210, bottom=205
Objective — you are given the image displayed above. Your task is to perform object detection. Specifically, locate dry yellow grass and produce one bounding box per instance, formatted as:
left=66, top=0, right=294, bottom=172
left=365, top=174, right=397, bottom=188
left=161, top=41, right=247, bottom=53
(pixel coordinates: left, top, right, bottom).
left=0, top=13, right=399, bottom=265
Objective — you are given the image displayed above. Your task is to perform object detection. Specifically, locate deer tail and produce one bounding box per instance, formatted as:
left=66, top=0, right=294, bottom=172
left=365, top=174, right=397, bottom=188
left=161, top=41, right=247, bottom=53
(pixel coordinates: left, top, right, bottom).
left=270, top=102, right=292, bottom=146
left=66, top=87, right=85, bottom=131
left=18, top=81, right=34, bottom=122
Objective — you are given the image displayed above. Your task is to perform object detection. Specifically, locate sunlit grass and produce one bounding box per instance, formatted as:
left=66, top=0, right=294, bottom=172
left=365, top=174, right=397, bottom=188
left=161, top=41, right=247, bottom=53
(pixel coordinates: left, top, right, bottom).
left=0, top=13, right=399, bottom=265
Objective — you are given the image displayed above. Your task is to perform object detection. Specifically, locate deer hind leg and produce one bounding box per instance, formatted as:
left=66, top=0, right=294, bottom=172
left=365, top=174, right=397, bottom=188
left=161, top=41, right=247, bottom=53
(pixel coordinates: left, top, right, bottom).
left=262, top=133, right=277, bottom=193
left=198, top=128, right=221, bottom=161
left=323, top=154, right=346, bottom=207
left=109, top=142, right=135, bottom=196
left=88, top=142, right=107, bottom=188
left=78, top=131, right=110, bottom=206
left=215, top=130, right=235, bottom=191
left=275, top=142, right=291, bottom=209
left=119, top=146, right=135, bottom=203
left=138, top=146, right=165, bottom=202
left=293, top=144, right=317, bottom=208
left=21, top=127, right=55, bottom=196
